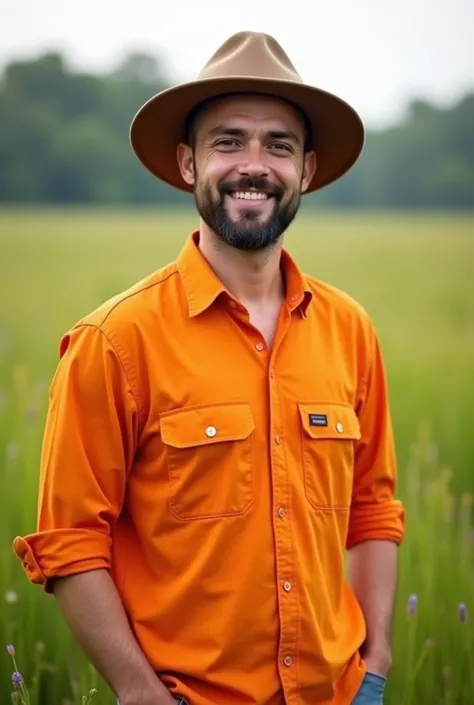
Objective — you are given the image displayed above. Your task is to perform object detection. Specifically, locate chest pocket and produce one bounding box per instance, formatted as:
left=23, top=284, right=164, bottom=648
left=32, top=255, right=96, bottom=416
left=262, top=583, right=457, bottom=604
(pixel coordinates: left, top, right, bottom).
left=298, top=402, right=361, bottom=511
left=160, top=402, right=255, bottom=521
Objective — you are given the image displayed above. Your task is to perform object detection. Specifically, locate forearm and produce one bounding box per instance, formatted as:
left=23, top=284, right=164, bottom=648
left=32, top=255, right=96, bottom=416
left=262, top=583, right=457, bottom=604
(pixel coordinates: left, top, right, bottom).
left=348, top=539, right=399, bottom=674
left=52, top=569, right=173, bottom=705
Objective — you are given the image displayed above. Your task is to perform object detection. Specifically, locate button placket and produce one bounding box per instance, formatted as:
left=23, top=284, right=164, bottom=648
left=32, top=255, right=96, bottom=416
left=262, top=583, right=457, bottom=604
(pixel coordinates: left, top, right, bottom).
left=267, top=360, right=299, bottom=701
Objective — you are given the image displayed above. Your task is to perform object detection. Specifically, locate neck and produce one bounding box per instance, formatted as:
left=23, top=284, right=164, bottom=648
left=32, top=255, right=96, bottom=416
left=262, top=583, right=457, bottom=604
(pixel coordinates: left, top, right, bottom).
left=198, top=220, right=286, bottom=305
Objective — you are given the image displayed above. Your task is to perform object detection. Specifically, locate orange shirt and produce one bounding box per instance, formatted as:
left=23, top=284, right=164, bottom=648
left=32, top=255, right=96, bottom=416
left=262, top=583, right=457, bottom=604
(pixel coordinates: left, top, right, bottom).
left=14, top=231, right=405, bottom=705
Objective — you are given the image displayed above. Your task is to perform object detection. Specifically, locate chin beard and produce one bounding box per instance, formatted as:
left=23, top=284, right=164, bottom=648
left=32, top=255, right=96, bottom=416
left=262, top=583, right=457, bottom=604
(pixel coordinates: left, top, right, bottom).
left=194, top=178, right=301, bottom=252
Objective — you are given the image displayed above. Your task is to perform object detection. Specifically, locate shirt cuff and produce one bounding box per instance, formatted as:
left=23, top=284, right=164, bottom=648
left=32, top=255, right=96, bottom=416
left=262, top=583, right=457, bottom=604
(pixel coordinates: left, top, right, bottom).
left=13, top=529, right=112, bottom=594
left=346, top=500, right=405, bottom=549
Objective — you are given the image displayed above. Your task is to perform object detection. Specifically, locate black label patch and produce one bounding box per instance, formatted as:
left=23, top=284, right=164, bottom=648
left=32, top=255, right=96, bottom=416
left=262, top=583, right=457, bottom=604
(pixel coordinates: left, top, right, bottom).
left=309, top=413, right=328, bottom=427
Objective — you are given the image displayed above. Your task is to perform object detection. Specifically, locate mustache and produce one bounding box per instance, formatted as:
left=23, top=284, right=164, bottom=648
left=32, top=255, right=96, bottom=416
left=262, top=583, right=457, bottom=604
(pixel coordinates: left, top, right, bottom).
left=218, top=178, right=284, bottom=199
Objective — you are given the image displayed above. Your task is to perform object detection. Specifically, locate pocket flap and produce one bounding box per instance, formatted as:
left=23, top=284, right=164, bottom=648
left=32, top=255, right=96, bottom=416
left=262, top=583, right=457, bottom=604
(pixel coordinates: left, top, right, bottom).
left=298, top=402, right=361, bottom=440
left=160, top=403, right=255, bottom=449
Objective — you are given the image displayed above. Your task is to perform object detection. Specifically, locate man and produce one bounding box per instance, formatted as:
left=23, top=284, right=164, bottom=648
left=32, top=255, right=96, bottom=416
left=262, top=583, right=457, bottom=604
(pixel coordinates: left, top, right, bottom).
left=14, top=31, right=405, bottom=705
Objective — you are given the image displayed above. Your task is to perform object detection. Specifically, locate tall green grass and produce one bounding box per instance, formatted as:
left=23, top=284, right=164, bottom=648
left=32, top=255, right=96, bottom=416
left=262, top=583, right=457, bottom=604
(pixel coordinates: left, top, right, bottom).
left=1, top=208, right=473, bottom=704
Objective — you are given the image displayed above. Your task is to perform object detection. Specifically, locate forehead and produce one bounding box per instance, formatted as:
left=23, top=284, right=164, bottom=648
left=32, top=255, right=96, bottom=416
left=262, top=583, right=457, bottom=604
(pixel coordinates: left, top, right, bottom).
left=195, top=94, right=305, bottom=134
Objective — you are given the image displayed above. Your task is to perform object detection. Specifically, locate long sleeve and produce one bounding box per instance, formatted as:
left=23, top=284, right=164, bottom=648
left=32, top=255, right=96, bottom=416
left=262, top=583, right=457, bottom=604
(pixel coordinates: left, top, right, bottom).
left=13, top=323, right=139, bottom=593
left=346, top=324, right=406, bottom=549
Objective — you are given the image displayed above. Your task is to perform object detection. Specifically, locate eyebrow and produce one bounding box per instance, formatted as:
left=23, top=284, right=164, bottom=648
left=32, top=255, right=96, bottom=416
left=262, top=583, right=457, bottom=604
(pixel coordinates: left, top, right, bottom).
left=207, top=125, right=301, bottom=144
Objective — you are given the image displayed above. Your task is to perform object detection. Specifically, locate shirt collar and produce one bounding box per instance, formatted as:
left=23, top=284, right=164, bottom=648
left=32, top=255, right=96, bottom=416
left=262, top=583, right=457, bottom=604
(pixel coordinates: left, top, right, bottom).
left=176, top=231, right=313, bottom=318
left=280, top=247, right=313, bottom=319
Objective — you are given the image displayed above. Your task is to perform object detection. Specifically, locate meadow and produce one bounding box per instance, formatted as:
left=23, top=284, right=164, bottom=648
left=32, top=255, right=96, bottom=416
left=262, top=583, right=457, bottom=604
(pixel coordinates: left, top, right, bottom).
left=1, top=208, right=473, bottom=704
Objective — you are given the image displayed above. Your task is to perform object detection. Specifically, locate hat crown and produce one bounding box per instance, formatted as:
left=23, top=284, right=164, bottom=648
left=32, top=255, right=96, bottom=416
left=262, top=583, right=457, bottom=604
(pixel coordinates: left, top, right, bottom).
left=198, top=31, right=303, bottom=84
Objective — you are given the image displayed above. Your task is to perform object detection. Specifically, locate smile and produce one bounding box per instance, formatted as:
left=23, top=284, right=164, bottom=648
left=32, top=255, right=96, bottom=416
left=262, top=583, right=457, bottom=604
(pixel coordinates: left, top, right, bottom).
left=230, top=191, right=269, bottom=201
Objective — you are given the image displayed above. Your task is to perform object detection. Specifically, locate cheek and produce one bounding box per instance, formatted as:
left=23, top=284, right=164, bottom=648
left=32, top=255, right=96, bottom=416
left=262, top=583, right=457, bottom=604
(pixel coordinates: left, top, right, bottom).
left=197, top=161, right=226, bottom=190
left=203, top=151, right=233, bottom=173
left=272, top=157, right=302, bottom=185
left=195, top=170, right=221, bottom=203
left=278, top=170, right=303, bottom=199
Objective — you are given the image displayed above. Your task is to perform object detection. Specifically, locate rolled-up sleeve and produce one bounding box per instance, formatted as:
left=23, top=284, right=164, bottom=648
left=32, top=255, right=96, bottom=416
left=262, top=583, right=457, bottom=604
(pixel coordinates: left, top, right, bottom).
left=13, top=323, right=139, bottom=593
left=346, top=323, right=406, bottom=549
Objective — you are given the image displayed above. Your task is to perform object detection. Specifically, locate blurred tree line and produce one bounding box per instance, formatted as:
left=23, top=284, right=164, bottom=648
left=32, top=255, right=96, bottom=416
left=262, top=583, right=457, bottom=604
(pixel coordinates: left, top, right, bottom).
left=0, top=51, right=473, bottom=208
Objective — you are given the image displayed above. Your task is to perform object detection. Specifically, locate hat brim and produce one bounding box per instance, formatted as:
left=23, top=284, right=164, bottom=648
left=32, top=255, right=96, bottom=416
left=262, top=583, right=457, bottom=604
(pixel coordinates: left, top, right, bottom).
left=129, top=76, right=365, bottom=194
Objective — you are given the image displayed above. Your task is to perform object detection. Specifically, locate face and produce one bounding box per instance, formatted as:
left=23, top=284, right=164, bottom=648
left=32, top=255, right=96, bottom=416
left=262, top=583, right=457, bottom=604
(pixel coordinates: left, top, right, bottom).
left=177, top=94, right=316, bottom=252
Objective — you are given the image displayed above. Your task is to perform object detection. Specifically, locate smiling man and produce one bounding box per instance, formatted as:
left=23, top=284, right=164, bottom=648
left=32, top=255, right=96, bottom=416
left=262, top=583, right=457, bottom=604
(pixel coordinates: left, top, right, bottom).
left=182, top=94, right=312, bottom=257
left=14, top=31, right=405, bottom=705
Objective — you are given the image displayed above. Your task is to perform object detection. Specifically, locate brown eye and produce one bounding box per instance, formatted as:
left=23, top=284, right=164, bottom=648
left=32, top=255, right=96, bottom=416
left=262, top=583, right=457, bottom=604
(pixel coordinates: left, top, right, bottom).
left=270, top=143, right=292, bottom=152
left=215, top=139, right=239, bottom=148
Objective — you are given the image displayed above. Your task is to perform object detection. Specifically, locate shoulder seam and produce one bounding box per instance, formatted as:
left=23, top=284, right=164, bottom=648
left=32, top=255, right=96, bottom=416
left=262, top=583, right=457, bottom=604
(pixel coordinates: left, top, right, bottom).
left=89, top=265, right=178, bottom=328
left=75, top=322, right=145, bottom=432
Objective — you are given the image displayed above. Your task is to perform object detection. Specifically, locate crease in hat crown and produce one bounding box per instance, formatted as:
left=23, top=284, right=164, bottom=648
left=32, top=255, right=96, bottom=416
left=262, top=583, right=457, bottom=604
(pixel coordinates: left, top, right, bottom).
left=129, top=29, right=365, bottom=195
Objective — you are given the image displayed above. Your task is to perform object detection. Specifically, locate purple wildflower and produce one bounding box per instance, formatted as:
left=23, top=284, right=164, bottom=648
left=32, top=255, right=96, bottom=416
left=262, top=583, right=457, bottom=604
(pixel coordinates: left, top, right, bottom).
left=458, top=602, right=467, bottom=623
left=11, top=672, right=23, bottom=689
left=407, top=593, right=418, bottom=616
left=6, top=644, right=15, bottom=656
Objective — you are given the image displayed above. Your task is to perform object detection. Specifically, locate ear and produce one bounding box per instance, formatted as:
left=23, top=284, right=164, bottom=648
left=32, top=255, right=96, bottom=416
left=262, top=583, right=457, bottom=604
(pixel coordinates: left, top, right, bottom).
left=300, top=150, right=317, bottom=194
left=177, top=143, right=195, bottom=186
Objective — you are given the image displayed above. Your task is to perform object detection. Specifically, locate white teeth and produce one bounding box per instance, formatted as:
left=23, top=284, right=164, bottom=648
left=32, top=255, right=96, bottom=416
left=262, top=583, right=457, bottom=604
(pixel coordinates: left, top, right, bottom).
left=231, top=191, right=268, bottom=200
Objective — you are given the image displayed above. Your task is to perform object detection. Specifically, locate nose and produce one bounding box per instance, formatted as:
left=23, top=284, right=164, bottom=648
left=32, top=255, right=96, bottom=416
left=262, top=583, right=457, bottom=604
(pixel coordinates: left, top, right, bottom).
left=237, top=140, right=270, bottom=179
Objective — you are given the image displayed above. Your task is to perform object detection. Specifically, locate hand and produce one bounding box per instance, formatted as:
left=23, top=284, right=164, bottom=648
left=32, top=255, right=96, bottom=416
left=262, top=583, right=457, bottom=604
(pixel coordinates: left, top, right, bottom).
left=118, top=696, right=176, bottom=705
left=363, top=644, right=392, bottom=679
left=117, top=680, right=177, bottom=705
left=119, top=694, right=177, bottom=705
left=118, top=695, right=177, bottom=705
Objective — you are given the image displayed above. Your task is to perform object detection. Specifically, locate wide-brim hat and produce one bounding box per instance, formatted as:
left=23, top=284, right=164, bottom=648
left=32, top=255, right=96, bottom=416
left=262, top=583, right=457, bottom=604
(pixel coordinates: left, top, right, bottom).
left=130, top=31, right=365, bottom=194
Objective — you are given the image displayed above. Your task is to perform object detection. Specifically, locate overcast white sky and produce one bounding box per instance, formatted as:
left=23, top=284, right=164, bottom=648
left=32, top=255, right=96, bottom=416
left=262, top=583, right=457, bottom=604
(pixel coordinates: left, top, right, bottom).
left=1, top=0, right=473, bottom=128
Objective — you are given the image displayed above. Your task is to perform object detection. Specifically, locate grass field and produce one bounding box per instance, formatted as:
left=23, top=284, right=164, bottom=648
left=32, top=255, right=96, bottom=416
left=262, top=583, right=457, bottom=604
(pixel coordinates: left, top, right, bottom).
left=1, top=208, right=473, bottom=704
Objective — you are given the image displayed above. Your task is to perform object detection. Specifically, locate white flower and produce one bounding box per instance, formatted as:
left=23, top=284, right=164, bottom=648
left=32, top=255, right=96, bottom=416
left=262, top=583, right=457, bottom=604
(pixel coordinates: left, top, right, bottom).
left=5, top=590, right=19, bottom=604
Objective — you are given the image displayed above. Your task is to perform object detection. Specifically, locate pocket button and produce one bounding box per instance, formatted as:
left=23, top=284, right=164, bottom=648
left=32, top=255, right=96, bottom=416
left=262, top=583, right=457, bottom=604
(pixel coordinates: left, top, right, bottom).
left=205, top=425, right=217, bottom=438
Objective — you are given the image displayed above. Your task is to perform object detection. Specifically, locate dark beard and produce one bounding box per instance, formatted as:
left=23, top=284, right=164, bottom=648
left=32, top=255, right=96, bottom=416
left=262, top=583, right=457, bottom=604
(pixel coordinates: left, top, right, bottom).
left=194, top=176, right=301, bottom=252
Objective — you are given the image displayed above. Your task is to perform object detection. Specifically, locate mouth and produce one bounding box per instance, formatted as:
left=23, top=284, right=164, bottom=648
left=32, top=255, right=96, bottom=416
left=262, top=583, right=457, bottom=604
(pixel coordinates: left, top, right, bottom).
left=229, top=191, right=271, bottom=201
